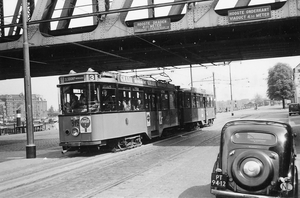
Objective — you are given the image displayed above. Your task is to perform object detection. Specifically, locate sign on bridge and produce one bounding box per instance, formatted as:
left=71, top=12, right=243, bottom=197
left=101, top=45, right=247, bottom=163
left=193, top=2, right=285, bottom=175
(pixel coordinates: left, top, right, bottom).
left=228, top=6, right=271, bottom=23
left=134, top=18, right=171, bottom=33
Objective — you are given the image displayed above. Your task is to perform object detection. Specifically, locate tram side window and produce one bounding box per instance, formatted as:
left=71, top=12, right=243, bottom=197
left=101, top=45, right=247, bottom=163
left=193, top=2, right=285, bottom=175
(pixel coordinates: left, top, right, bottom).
left=157, top=94, right=162, bottom=110
left=209, top=97, right=213, bottom=107
left=199, top=95, right=204, bottom=108
left=192, top=93, right=197, bottom=108
left=118, top=86, right=132, bottom=111
left=169, top=91, right=176, bottom=109
left=144, top=92, right=150, bottom=110
left=101, top=86, right=116, bottom=111
left=184, top=92, right=191, bottom=108
left=196, top=95, right=201, bottom=108
left=203, top=97, right=207, bottom=107
left=178, top=92, right=183, bottom=108
left=132, top=88, right=144, bottom=111
left=151, top=94, right=156, bottom=110
left=161, top=92, right=169, bottom=110
left=207, top=97, right=211, bottom=107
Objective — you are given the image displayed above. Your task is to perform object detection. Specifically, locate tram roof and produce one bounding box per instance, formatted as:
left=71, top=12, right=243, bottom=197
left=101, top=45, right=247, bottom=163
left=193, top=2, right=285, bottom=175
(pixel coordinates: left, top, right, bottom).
left=57, top=69, right=176, bottom=89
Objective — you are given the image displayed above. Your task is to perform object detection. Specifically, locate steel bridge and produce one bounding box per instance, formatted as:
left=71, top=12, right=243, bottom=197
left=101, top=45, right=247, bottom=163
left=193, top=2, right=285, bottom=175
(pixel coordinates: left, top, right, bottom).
left=0, top=0, right=299, bottom=80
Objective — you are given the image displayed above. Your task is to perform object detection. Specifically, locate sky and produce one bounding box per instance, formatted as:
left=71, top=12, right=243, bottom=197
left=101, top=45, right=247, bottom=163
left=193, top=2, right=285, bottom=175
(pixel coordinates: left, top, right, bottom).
left=0, top=0, right=295, bottom=110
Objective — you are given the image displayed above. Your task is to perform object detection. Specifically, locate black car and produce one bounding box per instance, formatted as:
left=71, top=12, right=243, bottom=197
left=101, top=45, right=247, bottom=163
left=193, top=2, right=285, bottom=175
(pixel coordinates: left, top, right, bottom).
left=289, top=103, right=300, bottom=116
left=211, top=120, right=298, bottom=198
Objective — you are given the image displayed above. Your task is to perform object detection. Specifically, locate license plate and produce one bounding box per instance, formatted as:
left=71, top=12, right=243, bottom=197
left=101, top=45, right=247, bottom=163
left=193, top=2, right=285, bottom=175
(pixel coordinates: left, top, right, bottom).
left=211, top=173, right=228, bottom=189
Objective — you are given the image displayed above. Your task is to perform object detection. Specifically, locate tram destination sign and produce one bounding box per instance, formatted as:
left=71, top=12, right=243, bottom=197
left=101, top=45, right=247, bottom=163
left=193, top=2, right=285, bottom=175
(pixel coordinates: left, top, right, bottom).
left=228, top=5, right=271, bottom=23
left=61, top=75, right=84, bottom=83
left=134, top=18, right=170, bottom=33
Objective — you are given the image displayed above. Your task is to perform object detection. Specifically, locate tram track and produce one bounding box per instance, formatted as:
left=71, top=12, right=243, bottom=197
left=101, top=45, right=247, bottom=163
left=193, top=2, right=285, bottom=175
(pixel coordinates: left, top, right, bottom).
left=80, top=130, right=220, bottom=198
left=0, top=128, right=221, bottom=198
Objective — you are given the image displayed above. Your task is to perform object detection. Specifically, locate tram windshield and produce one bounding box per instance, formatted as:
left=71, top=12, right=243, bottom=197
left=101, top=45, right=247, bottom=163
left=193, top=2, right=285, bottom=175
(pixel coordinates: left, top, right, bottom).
left=60, top=83, right=100, bottom=114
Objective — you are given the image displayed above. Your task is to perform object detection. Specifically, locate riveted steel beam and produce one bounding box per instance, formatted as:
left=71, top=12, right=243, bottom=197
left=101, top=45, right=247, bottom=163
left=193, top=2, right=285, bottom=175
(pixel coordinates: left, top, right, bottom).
left=0, top=0, right=3, bottom=37
left=57, top=0, right=77, bottom=30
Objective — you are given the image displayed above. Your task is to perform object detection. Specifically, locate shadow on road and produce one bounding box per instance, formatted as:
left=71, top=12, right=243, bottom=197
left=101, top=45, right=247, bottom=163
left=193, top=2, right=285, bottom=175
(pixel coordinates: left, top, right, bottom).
left=178, top=183, right=214, bottom=198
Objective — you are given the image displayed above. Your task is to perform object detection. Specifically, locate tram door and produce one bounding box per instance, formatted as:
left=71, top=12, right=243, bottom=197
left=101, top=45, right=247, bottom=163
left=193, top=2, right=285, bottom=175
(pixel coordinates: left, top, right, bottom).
left=150, top=92, right=160, bottom=137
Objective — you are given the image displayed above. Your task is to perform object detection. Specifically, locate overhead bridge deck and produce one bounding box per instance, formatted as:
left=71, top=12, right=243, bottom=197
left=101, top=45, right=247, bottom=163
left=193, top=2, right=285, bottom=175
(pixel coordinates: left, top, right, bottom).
left=0, top=0, right=300, bottom=80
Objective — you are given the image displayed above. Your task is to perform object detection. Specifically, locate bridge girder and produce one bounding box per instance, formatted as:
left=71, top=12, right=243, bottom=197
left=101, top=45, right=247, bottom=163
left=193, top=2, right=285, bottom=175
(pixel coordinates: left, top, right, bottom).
left=0, top=0, right=299, bottom=80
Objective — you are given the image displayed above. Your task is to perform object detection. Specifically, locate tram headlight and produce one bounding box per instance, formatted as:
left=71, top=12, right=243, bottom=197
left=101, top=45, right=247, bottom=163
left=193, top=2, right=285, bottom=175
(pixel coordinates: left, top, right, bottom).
left=71, top=127, right=80, bottom=137
left=65, top=129, right=70, bottom=136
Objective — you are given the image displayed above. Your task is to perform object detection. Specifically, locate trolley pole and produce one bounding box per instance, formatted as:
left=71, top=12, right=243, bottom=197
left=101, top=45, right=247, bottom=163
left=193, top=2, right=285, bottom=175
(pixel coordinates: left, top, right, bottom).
left=22, top=0, right=36, bottom=158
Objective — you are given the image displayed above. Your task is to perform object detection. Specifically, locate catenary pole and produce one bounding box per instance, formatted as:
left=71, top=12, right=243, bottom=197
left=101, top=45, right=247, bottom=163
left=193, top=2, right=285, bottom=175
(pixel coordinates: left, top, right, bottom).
left=229, top=64, right=234, bottom=116
left=22, top=0, right=36, bottom=158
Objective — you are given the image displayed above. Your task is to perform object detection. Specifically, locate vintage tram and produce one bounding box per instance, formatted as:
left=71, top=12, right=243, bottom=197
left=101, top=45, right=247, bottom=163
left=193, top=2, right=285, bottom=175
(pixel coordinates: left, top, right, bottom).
left=57, top=68, right=215, bottom=152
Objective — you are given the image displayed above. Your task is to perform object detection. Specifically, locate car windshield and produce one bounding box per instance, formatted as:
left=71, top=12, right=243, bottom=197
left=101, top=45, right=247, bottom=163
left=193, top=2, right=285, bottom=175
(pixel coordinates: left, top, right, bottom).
left=232, top=132, right=276, bottom=145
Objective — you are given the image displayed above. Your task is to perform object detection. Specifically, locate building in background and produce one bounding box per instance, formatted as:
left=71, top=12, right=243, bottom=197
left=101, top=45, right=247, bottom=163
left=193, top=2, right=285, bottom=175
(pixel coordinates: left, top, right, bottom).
left=0, top=94, right=47, bottom=121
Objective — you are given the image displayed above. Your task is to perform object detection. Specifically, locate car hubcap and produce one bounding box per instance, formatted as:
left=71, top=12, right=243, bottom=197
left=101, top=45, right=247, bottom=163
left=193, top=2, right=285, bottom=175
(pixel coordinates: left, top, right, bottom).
left=243, top=160, right=262, bottom=177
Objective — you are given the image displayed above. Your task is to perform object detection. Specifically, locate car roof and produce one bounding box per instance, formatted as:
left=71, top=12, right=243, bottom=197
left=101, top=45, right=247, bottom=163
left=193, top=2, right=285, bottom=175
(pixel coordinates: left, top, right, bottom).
left=221, top=119, right=293, bottom=136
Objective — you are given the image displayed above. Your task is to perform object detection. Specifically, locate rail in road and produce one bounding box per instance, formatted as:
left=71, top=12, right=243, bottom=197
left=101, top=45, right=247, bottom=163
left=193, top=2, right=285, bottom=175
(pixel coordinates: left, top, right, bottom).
left=0, top=105, right=298, bottom=198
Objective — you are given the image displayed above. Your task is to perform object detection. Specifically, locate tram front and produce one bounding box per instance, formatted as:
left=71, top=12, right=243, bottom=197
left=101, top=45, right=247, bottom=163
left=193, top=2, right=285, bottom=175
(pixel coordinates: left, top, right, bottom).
left=57, top=69, right=103, bottom=152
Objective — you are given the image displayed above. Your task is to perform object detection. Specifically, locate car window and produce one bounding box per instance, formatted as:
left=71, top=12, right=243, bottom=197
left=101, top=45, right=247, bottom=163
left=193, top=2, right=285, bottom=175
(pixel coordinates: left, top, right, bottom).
left=232, top=132, right=276, bottom=145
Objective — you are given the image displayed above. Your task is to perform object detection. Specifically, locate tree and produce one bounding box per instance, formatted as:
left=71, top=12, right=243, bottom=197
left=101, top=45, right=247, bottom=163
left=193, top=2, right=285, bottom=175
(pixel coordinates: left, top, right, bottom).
left=267, top=63, right=295, bottom=109
left=254, top=94, right=263, bottom=106
left=47, top=106, right=58, bottom=117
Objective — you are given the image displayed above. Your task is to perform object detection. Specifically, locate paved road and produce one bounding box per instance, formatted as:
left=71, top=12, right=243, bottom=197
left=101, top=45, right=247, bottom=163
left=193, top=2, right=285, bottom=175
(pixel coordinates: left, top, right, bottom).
left=0, top=105, right=299, bottom=198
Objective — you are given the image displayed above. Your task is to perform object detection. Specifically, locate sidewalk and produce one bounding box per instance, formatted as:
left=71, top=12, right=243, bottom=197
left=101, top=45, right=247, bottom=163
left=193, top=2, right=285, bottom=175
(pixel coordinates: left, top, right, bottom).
left=216, top=105, right=288, bottom=119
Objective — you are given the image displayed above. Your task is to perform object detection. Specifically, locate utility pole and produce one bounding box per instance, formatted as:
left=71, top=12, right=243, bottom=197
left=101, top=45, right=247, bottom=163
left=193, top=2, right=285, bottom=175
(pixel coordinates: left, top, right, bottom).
left=229, top=64, right=234, bottom=116
left=213, top=72, right=216, bottom=115
left=189, top=64, right=193, bottom=89
left=22, top=0, right=36, bottom=158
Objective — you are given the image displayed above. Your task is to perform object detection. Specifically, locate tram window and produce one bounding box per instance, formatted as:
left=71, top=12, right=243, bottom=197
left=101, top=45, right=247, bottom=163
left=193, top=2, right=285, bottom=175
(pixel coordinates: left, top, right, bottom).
left=61, top=84, right=88, bottom=114
left=144, top=92, right=150, bottom=110
left=207, top=97, right=211, bottom=107
left=169, top=92, right=176, bottom=109
left=196, top=95, right=201, bottom=108
left=88, top=83, right=100, bottom=113
left=151, top=94, right=156, bottom=110
left=192, top=94, right=197, bottom=108
left=131, top=87, right=144, bottom=111
left=161, top=92, right=169, bottom=110
left=184, top=93, right=191, bottom=108
left=209, top=97, right=213, bottom=107
left=199, top=95, right=204, bottom=108
left=101, top=84, right=116, bottom=111
left=178, top=92, right=183, bottom=108
left=203, top=97, right=207, bottom=107
left=157, top=94, right=162, bottom=110
left=118, top=86, right=132, bottom=111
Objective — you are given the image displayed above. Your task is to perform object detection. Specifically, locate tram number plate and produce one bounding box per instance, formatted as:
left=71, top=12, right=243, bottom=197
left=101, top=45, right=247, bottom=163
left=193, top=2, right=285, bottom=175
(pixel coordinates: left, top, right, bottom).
left=211, top=173, right=228, bottom=189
